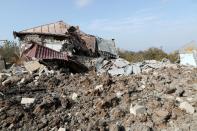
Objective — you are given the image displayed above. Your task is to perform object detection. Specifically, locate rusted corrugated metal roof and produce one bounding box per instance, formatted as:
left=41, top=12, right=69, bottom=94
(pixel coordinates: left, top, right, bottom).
left=23, top=42, right=68, bottom=61
left=20, top=21, right=70, bottom=35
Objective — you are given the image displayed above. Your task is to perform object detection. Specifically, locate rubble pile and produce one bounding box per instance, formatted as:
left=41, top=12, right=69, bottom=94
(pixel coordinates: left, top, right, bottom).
left=1, top=60, right=197, bottom=131
left=96, top=58, right=176, bottom=76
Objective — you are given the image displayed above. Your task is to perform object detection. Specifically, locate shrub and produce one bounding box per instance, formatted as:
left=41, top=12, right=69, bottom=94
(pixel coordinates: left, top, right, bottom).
left=0, top=41, right=20, bottom=63
left=118, top=47, right=178, bottom=63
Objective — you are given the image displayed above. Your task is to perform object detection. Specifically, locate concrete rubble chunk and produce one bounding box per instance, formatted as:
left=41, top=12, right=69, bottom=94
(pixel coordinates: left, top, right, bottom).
left=58, top=128, right=66, bottom=131
left=2, top=76, right=20, bottom=86
left=124, top=65, right=133, bottom=75
left=21, top=98, right=35, bottom=105
left=24, top=61, right=43, bottom=73
left=39, top=66, right=54, bottom=76
left=114, top=58, right=130, bottom=68
left=18, top=78, right=25, bottom=84
left=108, top=68, right=125, bottom=76
left=2, top=79, right=12, bottom=86
left=71, top=93, right=78, bottom=101
left=130, top=104, right=146, bottom=115
left=156, top=110, right=170, bottom=117
left=179, top=101, right=195, bottom=114
left=95, top=85, right=103, bottom=91
left=116, top=91, right=124, bottom=98
left=132, top=64, right=141, bottom=74
left=11, top=65, right=27, bottom=75
left=95, top=58, right=105, bottom=70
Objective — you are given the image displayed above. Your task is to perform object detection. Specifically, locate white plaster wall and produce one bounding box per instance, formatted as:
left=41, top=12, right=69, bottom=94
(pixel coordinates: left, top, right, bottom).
left=180, top=53, right=197, bottom=67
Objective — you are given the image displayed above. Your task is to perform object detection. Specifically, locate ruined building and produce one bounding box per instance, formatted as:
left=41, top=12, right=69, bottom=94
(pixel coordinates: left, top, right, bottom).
left=13, top=21, right=118, bottom=59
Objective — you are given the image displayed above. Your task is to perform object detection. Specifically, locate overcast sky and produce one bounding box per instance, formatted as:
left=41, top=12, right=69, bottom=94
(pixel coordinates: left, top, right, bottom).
left=0, top=0, right=197, bottom=52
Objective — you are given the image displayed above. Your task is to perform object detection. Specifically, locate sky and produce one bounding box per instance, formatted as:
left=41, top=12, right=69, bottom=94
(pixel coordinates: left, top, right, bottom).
left=0, top=0, right=197, bottom=52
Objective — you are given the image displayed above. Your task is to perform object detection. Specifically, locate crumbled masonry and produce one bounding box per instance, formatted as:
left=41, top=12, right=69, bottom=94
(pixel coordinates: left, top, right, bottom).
left=1, top=59, right=197, bottom=131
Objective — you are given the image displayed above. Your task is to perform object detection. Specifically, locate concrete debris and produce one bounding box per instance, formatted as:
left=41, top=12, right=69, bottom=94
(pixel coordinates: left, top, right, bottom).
left=116, top=91, right=124, bottom=98
left=179, top=101, right=195, bottom=114
left=58, top=128, right=66, bottom=131
left=108, top=68, right=125, bottom=76
left=0, top=63, right=197, bottom=130
left=114, top=58, right=130, bottom=68
left=124, top=65, right=133, bottom=75
left=132, top=64, right=141, bottom=74
left=39, top=66, right=54, bottom=76
left=10, top=65, right=27, bottom=75
left=96, top=58, right=177, bottom=76
left=71, top=93, right=78, bottom=101
left=24, top=61, right=43, bottom=73
left=130, top=104, right=146, bottom=115
left=95, top=85, right=103, bottom=91
left=21, top=98, right=35, bottom=105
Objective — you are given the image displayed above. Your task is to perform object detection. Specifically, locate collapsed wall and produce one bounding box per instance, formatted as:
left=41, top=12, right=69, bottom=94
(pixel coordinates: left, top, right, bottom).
left=14, top=21, right=118, bottom=59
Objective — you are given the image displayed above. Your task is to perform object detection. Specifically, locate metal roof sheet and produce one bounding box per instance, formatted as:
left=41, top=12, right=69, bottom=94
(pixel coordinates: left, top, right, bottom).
left=20, top=21, right=70, bottom=35
left=96, top=37, right=118, bottom=57
left=23, top=42, right=68, bottom=61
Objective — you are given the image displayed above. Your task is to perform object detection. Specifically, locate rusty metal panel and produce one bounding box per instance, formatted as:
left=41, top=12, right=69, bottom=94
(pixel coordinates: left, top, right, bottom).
left=81, top=35, right=96, bottom=53
left=24, top=42, right=68, bottom=61
left=20, top=21, right=70, bottom=35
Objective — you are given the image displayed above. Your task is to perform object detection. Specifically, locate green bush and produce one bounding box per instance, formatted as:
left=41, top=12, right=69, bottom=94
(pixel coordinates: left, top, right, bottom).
left=0, top=41, right=19, bottom=63
left=118, top=47, right=179, bottom=63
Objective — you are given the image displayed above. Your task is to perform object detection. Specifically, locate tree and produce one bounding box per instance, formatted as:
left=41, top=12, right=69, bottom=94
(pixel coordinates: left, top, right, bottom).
left=0, top=41, right=19, bottom=63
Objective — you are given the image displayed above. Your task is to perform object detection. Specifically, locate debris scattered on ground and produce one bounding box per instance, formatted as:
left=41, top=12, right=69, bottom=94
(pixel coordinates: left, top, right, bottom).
left=21, top=98, right=35, bottom=106
left=179, top=101, right=195, bottom=114
left=96, top=58, right=178, bottom=76
left=1, top=59, right=197, bottom=130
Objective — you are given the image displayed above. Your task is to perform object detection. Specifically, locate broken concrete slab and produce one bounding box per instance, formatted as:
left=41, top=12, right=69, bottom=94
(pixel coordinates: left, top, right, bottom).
left=116, top=91, right=124, bottom=98
left=132, top=64, right=141, bottom=74
left=179, top=101, right=195, bottom=114
left=95, top=85, right=103, bottom=91
left=10, top=65, right=27, bottom=75
left=130, top=104, right=146, bottom=115
left=108, top=68, right=125, bottom=76
left=124, top=65, right=133, bottom=75
left=24, top=61, right=43, bottom=73
left=71, top=93, right=78, bottom=101
left=21, top=98, right=35, bottom=105
left=113, top=58, right=130, bottom=68
left=2, top=76, right=21, bottom=86
left=58, top=128, right=66, bottom=131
